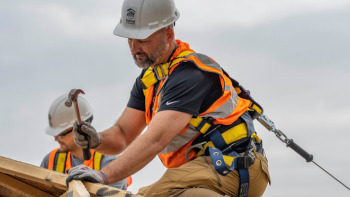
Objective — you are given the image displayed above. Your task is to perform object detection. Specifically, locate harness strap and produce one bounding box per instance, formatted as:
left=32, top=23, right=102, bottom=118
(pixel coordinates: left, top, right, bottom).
left=206, top=147, right=251, bottom=197
left=189, top=117, right=212, bottom=134
left=232, top=84, right=263, bottom=120
left=235, top=86, right=263, bottom=120
left=139, top=51, right=194, bottom=90
left=238, top=169, right=249, bottom=197
left=208, top=128, right=227, bottom=150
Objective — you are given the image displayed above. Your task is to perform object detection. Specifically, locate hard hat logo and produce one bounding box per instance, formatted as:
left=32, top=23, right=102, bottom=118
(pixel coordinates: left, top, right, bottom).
left=126, top=8, right=136, bottom=25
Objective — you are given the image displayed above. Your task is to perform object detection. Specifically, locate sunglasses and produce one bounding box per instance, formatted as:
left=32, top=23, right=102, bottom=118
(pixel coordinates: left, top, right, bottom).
left=57, top=129, right=72, bottom=137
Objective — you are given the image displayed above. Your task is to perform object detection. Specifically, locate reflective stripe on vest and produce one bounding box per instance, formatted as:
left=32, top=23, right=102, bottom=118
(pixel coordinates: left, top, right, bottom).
left=142, top=40, right=253, bottom=168
left=48, top=148, right=103, bottom=174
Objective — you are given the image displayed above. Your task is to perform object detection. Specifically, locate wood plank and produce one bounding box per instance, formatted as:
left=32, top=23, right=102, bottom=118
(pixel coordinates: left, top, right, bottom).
left=0, top=156, right=135, bottom=197
left=0, top=173, right=54, bottom=197
left=83, top=182, right=135, bottom=197
left=14, top=175, right=66, bottom=196
left=69, top=180, right=90, bottom=197
left=0, top=156, right=67, bottom=191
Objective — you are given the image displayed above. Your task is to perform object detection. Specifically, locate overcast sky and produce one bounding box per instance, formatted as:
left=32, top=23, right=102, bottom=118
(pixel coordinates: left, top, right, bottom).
left=1, top=0, right=350, bottom=196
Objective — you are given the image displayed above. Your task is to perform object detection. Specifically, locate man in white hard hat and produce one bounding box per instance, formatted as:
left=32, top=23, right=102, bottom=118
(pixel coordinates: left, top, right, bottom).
left=40, top=94, right=128, bottom=189
left=67, top=0, right=270, bottom=196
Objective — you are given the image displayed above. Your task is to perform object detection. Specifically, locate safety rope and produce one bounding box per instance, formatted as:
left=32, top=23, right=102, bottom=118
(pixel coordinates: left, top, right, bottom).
left=257, top=113, right=350, bottom=191
left=312, top=161, right=350, bottom=191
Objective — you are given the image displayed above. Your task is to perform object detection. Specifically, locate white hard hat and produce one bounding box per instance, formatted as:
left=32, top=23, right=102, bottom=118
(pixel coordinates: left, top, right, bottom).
left=113, top=0, right=180, bottom=39
left=45, top=94, right=93, bottom=137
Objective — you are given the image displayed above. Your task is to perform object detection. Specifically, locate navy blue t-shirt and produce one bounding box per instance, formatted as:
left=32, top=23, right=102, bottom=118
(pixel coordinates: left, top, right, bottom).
left=127, top=62, right=223, bottom=117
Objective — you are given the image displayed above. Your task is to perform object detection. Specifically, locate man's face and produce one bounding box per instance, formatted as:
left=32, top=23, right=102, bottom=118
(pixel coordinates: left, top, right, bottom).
left=128, top=29, right=168, bottom=69
left=54, top=129, right=76, bottom=152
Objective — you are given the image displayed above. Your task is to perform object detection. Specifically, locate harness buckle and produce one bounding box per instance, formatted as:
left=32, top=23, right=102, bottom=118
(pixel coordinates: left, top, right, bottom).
left=153, top=64, right=166, bottom=81
left=237, top=156, right=253, bottom=169
left=185, top=141, right=207, bottom=162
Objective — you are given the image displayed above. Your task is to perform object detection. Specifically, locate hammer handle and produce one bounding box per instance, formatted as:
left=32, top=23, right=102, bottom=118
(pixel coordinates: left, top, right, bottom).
left=77, top=124, right=92, bottom=160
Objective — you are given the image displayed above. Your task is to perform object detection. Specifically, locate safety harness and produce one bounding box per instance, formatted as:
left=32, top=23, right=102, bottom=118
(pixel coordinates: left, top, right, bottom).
left=139, top=50, right=266, bottom=197
left=187, top=81, right=265, bottom=197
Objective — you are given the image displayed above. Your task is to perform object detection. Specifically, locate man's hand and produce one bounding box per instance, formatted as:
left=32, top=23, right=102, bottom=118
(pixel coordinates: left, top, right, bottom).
left=66, top=165, right=109, bottom=186
left=73, top=121, right=102, bottom=149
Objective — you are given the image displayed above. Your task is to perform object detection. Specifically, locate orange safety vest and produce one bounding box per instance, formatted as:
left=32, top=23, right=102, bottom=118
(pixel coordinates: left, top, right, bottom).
left=48, top=148, right=103, bottom=174
left=143, top=40, right=252, bottom=168
left=47, top=148, right=133, bottom=187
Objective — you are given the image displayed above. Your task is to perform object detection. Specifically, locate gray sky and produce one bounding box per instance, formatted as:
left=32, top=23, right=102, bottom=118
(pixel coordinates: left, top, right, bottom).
left=1, top=0, right=350, bottom=196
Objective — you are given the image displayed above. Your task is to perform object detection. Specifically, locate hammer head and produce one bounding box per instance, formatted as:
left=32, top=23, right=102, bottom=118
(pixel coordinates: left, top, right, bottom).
left=65, top=89, right=85, bottom=107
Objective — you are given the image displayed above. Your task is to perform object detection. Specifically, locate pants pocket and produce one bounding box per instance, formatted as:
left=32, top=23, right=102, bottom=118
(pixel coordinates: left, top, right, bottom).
left=256, top=153, right=271, bottom=185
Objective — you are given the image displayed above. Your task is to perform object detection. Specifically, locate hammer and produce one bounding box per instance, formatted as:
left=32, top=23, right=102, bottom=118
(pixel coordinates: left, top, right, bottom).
left=65, top=89, right=91, bottom=160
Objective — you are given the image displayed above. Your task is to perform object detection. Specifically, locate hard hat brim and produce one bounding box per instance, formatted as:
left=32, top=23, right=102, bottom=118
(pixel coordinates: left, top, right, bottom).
left=113, top=10, right=180, bottom=39
left=113, top=22, right=161, bottom=40
left=45, top=114, right=93, bottom=137
left=45, top=125, right=72, bottom=137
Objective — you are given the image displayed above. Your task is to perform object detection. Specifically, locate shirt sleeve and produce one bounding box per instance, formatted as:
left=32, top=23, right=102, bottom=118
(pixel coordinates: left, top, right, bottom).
left=127, top=70, right=147, bottom=111
left=40, top=153, right=50, bottom=169
left=100, top=155, right=127, bottom=190
left=158, top=62, right=222, bottom=117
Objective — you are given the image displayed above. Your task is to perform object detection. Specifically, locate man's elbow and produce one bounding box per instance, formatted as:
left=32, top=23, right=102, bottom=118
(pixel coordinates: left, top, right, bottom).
left=111, top=141, right=128, bottom=154
left=153, top=136, right=169, bottom=153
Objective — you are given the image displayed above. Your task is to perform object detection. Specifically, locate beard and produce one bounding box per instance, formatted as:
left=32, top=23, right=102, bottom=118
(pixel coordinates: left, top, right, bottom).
left=58, top=143, right=69, bottom=152
left=58, top=141, right=77, bottom=153
left=132, top=39, right=167, bottom=69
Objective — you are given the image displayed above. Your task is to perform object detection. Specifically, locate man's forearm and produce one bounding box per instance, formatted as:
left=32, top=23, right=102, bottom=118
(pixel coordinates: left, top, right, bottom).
left=101, top=110, right=192, bottom=184
left=102, top=127, right=165, bottom=184
left=95, top=125, right=129, bottom=155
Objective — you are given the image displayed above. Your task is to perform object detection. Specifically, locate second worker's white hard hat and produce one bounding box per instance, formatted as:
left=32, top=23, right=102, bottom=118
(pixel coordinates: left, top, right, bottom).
left=45, top=94, right=93, bottom=137
left=113, top=0, right=180, bottom=39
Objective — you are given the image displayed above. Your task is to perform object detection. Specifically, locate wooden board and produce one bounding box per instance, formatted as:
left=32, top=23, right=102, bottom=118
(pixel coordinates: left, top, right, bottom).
left=0, top=156, right=136, bottom=197
left=0, top=173, right=54, bottom=197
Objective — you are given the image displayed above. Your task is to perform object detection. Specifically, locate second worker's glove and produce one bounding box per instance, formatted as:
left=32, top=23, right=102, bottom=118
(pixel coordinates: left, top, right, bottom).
left=66, top=165, right=109, bottom=187
left=73, top=121, right=102, bottom=149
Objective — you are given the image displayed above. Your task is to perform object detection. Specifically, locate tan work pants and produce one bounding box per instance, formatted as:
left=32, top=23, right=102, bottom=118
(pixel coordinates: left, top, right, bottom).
left=136, top=153, right=271, bottom=197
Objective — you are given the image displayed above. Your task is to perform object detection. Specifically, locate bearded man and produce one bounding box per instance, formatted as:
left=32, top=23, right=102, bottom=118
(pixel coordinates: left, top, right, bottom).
left=66, top=0, right=270, bottom=196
